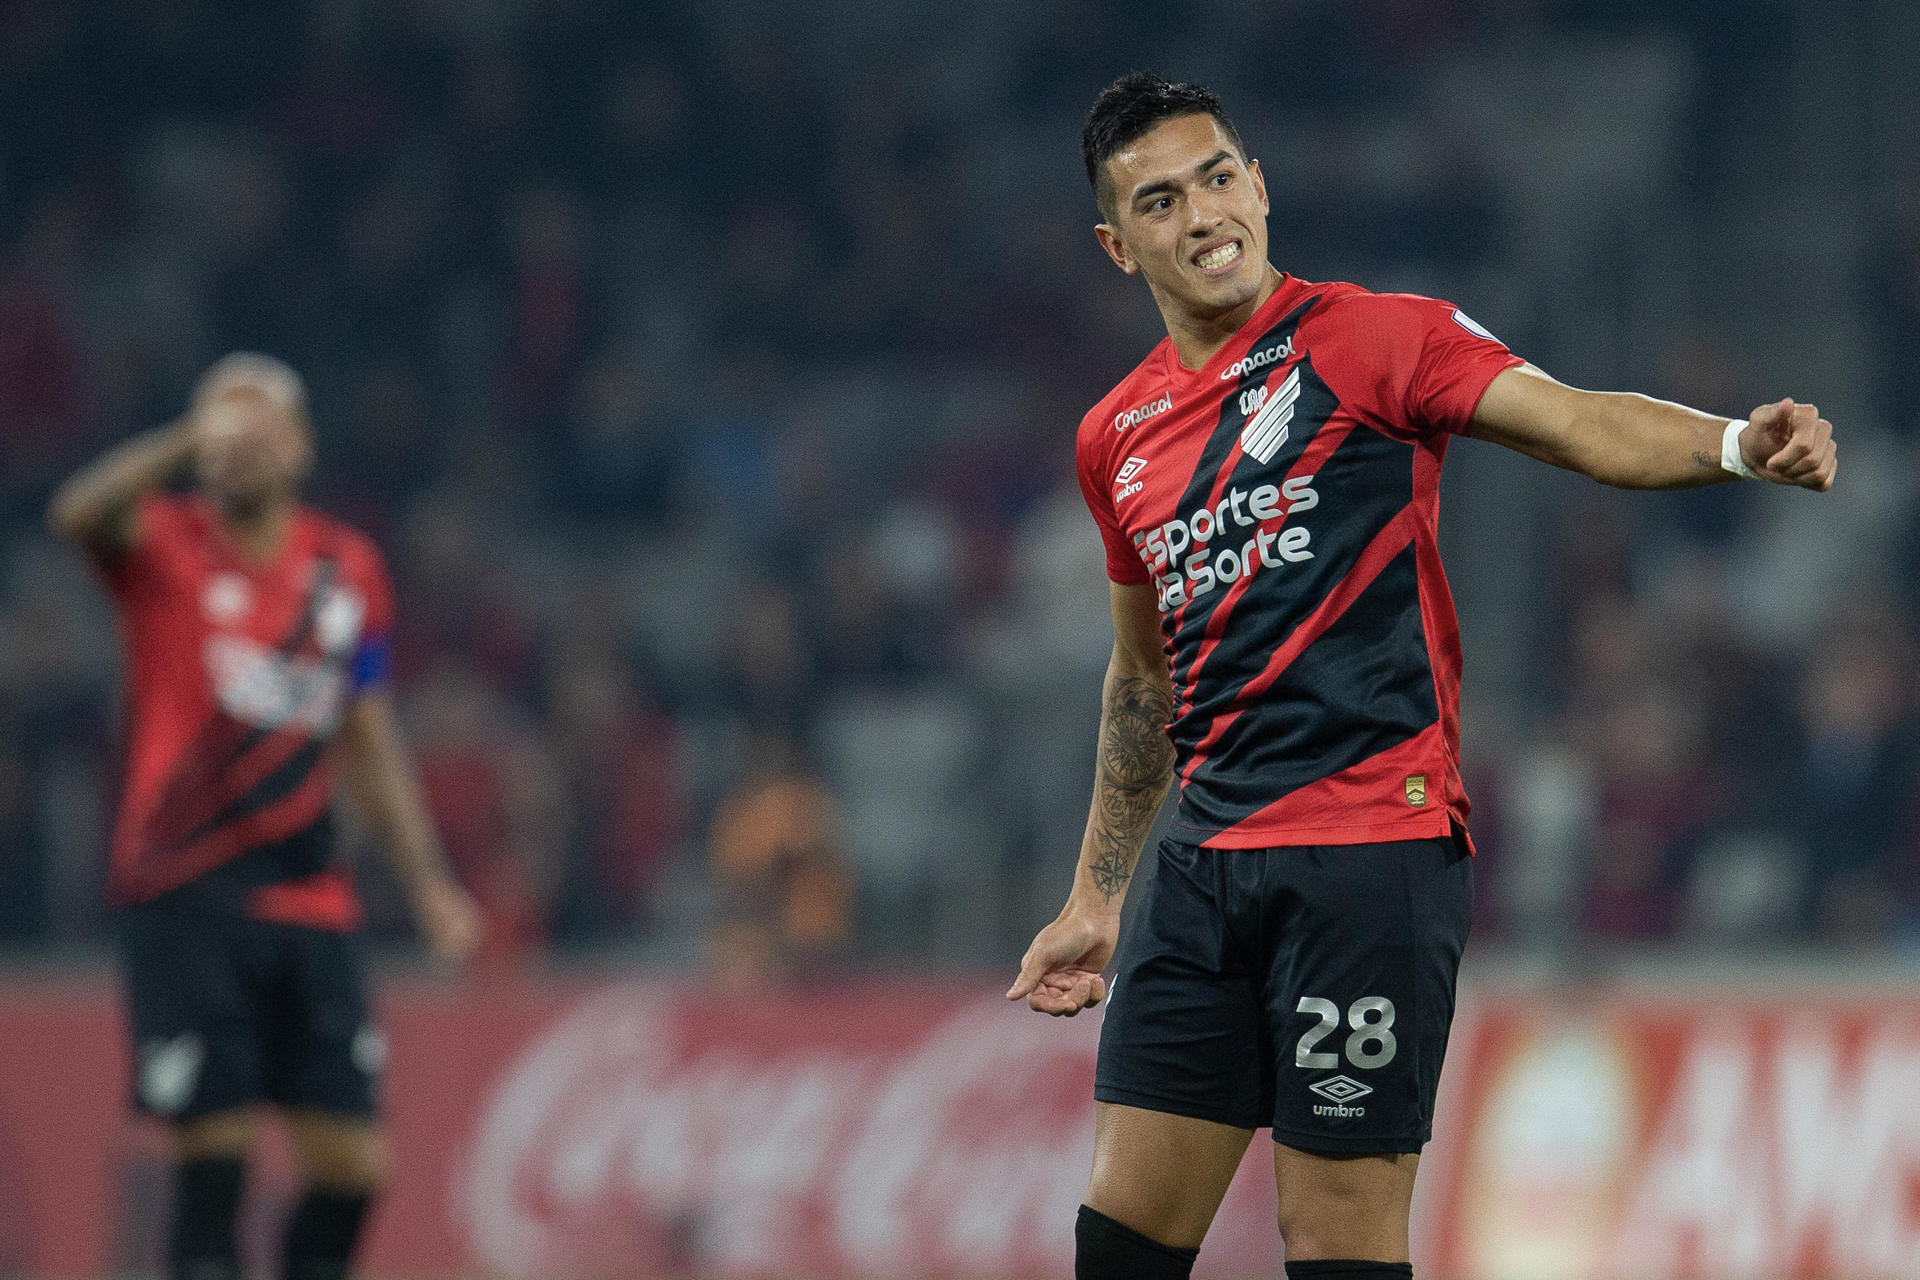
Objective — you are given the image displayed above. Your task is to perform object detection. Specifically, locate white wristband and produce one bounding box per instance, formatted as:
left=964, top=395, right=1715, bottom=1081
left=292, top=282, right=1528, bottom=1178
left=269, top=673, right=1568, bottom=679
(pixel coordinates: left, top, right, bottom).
left=1720, top=419, right=1758, bottom=480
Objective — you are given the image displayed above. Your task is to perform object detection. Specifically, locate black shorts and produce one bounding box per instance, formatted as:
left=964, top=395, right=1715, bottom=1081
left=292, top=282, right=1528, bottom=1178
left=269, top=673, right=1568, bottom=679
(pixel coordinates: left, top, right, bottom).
left=1094, top=835, right=1472, bottom=1154
left=117, top=898, right=381, bottom=1123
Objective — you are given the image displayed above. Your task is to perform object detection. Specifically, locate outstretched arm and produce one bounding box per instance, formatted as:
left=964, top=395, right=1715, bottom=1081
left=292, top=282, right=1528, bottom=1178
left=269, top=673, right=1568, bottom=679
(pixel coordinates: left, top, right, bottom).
left=1468, top=363, right=1837, bottom=492
left=1008, top=581, right=1175, bottom=1016
left=46, top=420, right=198, bottom=556
left=336, top=692, right=482, bottom=965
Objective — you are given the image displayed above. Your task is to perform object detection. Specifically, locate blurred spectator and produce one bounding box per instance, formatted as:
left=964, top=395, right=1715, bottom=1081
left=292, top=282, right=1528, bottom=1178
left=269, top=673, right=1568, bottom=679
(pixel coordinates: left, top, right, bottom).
left=1868, top=177, right=1920, bottom=436
left=1789, top=603, right=1920, bottom=943
left=0, top=738, right=48, bottom=944
left=406, top=657, right=556, bottom=957
left=0, top=196, right=92, bottom=497
left=545, top=644, right=683, bottom=941
left=706, top=733, right=851, bottom=986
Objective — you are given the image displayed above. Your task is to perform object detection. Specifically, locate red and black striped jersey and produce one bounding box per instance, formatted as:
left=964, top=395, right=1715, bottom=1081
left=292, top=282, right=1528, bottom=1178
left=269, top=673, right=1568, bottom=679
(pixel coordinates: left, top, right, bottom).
left=1076, top=275, right=1522, bottom=850
left=98, top=494, right=395, bottom=918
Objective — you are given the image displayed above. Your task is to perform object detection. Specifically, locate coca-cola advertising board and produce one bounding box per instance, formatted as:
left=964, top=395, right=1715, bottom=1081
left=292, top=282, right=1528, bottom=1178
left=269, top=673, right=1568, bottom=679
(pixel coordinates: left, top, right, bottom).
left=2, top=972, right=1919, bottom=1278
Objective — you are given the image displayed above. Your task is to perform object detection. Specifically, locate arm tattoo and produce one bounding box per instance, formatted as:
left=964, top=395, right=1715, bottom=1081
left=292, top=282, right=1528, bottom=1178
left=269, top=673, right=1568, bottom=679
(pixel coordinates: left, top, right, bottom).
left=1086, top=675, right=1176, bottom=904
left=1692, top=449, right=1716, bottom=468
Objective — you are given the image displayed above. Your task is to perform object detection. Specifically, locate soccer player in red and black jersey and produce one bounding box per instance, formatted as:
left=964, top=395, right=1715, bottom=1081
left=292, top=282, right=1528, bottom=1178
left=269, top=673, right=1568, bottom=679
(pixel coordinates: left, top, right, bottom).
left=49, top=354, right=481, bottom=1280
left=1006, top=75, right=1837, bottom=1280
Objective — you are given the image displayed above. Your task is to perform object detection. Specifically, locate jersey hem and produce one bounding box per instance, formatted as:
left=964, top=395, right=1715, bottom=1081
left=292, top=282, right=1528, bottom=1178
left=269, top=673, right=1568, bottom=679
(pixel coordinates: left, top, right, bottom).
left=1174, top=809, right=1454, bottom=849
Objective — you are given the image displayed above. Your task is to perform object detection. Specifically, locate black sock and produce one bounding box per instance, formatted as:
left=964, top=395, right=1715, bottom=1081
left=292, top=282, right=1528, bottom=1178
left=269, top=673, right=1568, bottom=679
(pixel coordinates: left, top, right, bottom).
left=1285, top=1261, right=1414, bottom=1278
left=1076, top=1204, right=1199, bottom=1280
left=169, top=1157, right=244, bottom=1280
left=283, top=1189, right=374, bottom=1280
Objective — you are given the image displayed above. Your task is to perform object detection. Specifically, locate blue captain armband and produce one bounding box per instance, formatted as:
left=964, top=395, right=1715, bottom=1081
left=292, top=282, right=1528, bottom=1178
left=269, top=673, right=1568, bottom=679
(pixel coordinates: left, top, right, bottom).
left=350, top=633, right=392, bottom=693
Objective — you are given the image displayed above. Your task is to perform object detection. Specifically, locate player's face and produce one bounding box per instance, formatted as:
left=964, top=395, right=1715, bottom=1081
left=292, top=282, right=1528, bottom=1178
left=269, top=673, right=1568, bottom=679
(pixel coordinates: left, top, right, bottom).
left=194, top=389, right=312, bottom=515
left=1096, top=114, right=1270, bottom=321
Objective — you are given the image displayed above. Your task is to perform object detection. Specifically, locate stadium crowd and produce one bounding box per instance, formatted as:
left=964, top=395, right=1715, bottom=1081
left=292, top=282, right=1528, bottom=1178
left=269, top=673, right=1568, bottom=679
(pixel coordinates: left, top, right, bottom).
left=3, top=0, right=1919, bottom=965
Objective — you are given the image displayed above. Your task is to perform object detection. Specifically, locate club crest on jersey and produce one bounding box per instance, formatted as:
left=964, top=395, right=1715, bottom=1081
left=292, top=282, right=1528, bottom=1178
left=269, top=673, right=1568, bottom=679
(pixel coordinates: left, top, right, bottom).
left=1114, top=456, right=1149, bottom=500
left=1240, top=366, right=1302, bottom=464
left=202, top=573, right=252, bottom=624
left=1405, top=774, right=1428, bottom=806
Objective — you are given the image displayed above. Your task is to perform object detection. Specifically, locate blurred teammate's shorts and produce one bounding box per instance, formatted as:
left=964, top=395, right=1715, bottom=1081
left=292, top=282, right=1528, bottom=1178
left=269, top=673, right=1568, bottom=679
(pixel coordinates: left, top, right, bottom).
left=117, top=898, right=381, bottom=1123
left=1095, top=833, right=1471, bottom=1153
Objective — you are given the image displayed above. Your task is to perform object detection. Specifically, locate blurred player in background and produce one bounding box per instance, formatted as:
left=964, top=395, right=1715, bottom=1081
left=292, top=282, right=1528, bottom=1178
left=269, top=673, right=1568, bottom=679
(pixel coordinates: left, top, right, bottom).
left=48, top=355, right=481, bottom=1280
left=1007, top=74, right=1837, bottom=1280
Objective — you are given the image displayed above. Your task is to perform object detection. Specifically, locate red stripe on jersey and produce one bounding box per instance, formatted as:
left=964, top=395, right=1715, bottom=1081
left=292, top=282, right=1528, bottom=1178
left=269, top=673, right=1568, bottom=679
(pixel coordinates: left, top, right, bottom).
left=248, top=868, right=363, bottom=931
left=139, top=723, right=309, bottom=855
left=1206, top=722, right=1465, bottom=848
left=1411, top=440, right=1470, bottom=844
left=1178, top=501, right=1419, bottom=789
left=155, top=762, right=335, bottom=892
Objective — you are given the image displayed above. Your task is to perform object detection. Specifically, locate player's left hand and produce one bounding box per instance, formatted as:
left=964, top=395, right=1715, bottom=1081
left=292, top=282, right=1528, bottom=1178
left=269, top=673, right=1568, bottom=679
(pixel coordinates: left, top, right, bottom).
left=1740, top=398, right=1837, bottom=491
left=414, top=876, right=483, bottom=966
left=1007, top=909, right=1117, bottom=1017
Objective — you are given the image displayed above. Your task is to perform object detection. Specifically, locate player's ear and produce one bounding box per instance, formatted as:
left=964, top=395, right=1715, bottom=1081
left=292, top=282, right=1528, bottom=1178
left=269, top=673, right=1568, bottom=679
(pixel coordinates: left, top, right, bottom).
left=1095, top=222, right=1139, bottom=275
left=1249, top=158, right=1269, bottom=217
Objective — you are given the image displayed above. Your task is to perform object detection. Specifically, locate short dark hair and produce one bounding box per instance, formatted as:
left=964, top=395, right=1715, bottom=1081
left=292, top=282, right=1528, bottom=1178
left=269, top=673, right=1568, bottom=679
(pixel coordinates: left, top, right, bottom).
left=1082, top=72, right=1247, bottom=221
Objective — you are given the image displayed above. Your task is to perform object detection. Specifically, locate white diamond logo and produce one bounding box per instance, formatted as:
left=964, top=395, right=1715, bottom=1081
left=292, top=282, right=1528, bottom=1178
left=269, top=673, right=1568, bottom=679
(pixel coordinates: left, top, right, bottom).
left=1307, top=1075, right=1374, bottom=1104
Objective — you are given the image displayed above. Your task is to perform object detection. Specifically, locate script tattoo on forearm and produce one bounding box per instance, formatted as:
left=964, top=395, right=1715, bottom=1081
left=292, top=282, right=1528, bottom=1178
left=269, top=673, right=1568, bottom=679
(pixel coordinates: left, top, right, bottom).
left=1692, top=450, right=1716, bottom=468
left=1087, top=675, right=1176, bottom=903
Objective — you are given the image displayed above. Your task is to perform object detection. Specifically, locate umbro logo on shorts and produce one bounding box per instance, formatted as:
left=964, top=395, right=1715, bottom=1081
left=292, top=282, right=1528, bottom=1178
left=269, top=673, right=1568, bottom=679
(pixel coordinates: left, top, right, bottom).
left=1308, top=1075, right=1373, bottom=1104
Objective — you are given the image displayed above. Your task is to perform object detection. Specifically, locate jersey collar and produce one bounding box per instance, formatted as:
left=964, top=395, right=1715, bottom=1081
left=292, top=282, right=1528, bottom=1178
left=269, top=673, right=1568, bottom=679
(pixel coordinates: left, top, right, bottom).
left=1161, top=272, right=1304, bottom=385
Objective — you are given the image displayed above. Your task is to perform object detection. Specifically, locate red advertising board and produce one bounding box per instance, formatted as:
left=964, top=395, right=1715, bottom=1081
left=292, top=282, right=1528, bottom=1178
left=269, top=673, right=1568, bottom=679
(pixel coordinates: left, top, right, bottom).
left=1427, top=987, right=1920, bottom=1280
left=3, top=971, right=1919, bottom=1279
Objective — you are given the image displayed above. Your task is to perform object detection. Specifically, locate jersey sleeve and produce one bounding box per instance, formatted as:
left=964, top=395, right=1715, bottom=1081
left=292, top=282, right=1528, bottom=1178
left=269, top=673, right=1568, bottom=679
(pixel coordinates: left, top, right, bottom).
left=1075, top=427, right=1151, bottom=586
left=346, top=537, right=397, bottom=696
left=1340, top=292, right=1524, bottom=438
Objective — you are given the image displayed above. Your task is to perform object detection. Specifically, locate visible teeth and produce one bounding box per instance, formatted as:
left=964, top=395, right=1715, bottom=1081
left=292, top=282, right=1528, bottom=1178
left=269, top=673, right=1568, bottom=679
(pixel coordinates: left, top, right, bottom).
left=1198, top=242, right=1241, bottom=270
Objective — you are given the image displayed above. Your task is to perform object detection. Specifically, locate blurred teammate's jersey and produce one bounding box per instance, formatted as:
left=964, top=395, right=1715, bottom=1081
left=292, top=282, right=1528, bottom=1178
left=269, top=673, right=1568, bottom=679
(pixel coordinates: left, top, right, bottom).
left=98, top=494, right=394, bottom=922
left=1077, top=275, right=1522, bottom=849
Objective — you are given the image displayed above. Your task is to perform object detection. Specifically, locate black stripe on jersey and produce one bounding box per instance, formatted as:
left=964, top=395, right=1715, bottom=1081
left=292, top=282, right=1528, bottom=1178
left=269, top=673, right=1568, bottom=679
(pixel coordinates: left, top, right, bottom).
left=1165, top=295, right=1323, bottom=699
left=1172, top=409, right=1416, bottom=738
left=1178, top=542, right=1438, bottom=839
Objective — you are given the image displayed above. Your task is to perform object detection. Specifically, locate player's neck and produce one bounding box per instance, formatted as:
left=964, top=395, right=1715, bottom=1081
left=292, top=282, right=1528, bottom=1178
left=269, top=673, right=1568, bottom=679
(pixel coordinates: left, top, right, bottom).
left=216, top=497, right=297, bottom=563
left=1162, top=263, right=1285, bottom=370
